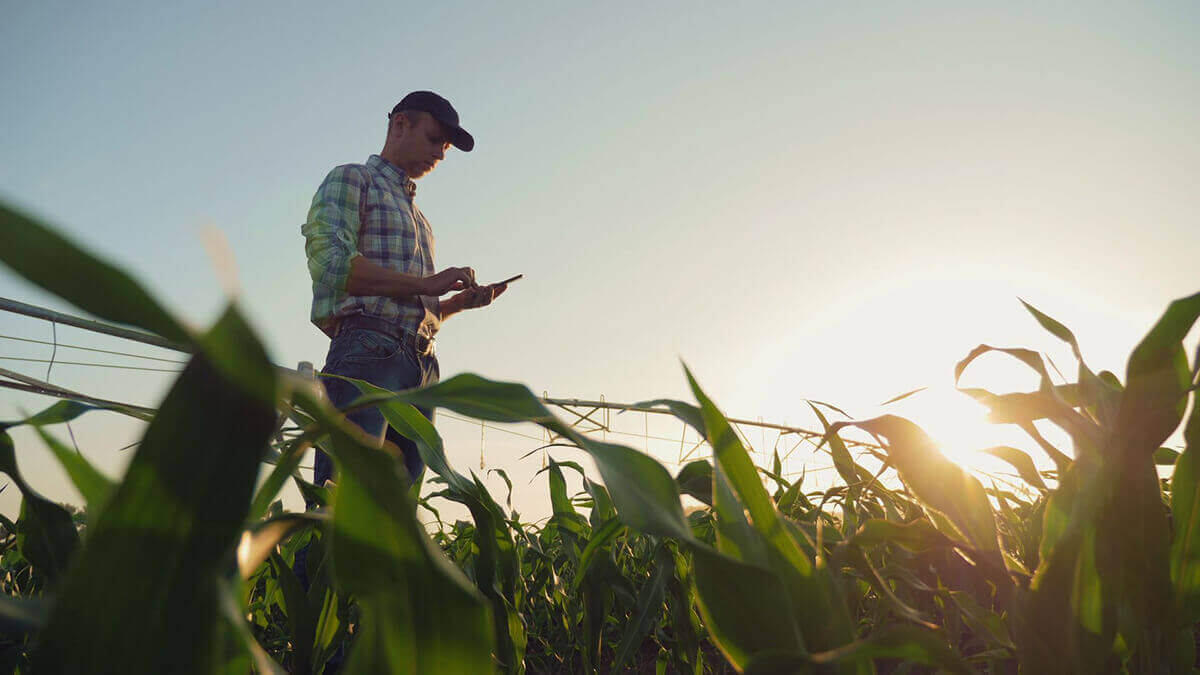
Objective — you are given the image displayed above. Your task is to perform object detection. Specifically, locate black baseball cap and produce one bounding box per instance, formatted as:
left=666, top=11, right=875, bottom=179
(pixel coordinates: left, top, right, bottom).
left=389, top=91, right=474, bottom=152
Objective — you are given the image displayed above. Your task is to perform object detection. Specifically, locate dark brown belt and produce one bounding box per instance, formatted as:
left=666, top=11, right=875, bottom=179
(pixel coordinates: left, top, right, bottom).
left=334, top=315, right=436, bottom=356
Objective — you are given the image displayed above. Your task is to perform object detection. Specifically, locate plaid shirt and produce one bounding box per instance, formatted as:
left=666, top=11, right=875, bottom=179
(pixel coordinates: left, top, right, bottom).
left=302, top=155, right=441, bottom=338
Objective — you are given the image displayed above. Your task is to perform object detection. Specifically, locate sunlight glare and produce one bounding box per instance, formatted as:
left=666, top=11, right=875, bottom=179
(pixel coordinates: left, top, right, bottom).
left=894, top=386, right=1012, bottom=474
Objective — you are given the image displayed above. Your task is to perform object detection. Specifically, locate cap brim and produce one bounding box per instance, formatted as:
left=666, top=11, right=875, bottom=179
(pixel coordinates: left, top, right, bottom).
left=450, top=126, right=474, bottom=152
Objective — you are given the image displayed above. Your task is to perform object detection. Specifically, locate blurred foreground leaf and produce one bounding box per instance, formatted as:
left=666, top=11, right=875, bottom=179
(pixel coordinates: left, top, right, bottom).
left=29, top=307, right=277, bottom=674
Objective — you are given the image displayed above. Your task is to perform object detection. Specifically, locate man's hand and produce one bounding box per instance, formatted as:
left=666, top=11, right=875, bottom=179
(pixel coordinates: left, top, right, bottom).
left=455, top=282, right=507, bottom=309
left=440, top=282, right=508, bottom=321
left=422, top=266, right=477, bottom=295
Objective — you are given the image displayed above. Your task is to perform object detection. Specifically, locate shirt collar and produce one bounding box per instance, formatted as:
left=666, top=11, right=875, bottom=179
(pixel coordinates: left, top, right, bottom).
left=367, top=154, right=417, bottom=199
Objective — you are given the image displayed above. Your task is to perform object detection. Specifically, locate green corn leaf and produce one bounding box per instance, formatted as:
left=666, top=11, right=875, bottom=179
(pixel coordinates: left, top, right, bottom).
left=1018, top=513, right=1113, bottom=672
left=843, top=546, right=936, bottom=629
left=851, top=518, right=953, bottom=552
left=945, top=589, right=1014, bottom=650
left=572, top=517, right=625, bottom=592
left=1018, top=298, right=1128, bottom=430
left=1019, top=299, right=1082, bottom=360
left=488, top=467, right=514, bottom=510
left=711, top=449, right=766, bottom=563
left=1017, top=418, right=1074, bottom=474
left=0, top=201, right=191, bottom=346
left=30, top=306, right=277, bottom=674
left=690, top=544, right=806, bottom=669
left=675, top=459, right=714, bottom=506
left=776, top=478, right=811, bottom=515
left=217, top=576, right=287, bottom=675
left=830, top=415, right=1010, bottom=588
left=544, top=457, right=577, bottom=518
left=1171, top=389, right=1200, bottom=621
left=0, top=201, right=278, bottom=405
left=269, top=551, right=317, bottom=674
left=0, top=398, right=151, bottom=430
left=237, top=511, right=327, bottom=579
left=980, top=445, right=1048, bottom=491
left=0, top=430, right=80, bottom=581
left=33, top=425, right=116, bottom=513
left=686, top=366, right=858, bottom=658
left=743, top=625, right=971, bottom=675
left=1116, top=291, right=1200, bottom=456
left=295, top=389, right=495, bottom=674
left=808, top=624, right=970, bottom=674
left=609, top=544, right=671, bottom=671
left=956, top=346, right=1099, bottom=455
left=582, top=475, right=615, bottom=524
left=1156, top=447, right=1181, bottom=465
left=685, top=367, right=806, bottom=569
left=810, top=404, right=861, bottom=492
left=356, top=386, right=526, bottom=672
left=343, top=378, right=528, bottom=669
left=303, top=533, right=352, bottom=669
left=385, top=373, right=694, bottom=542
left=577, top=548, right=623, bottom=672
left=249, top=433, right=317, bottom=521
left=637, top=398, right=707, bottom=436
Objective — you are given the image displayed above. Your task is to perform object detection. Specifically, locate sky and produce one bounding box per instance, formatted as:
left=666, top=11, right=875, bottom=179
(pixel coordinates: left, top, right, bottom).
left=2, top=1, right=1198, bottom=519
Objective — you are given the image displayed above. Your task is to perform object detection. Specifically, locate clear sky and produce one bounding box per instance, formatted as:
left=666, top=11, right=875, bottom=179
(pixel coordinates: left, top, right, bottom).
left=2, top=1, right=1198, bottom=518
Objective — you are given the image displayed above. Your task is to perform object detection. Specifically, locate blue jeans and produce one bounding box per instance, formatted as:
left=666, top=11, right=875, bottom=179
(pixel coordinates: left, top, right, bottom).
left=313, top=325, right=440, bottom=494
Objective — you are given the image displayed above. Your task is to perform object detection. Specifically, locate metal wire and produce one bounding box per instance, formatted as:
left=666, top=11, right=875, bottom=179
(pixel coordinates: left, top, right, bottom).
left=0, top=332, right=187, bottom=363
left=0, top=356, right=181, bottom=373
left=43, top=322, right=82, bottom=453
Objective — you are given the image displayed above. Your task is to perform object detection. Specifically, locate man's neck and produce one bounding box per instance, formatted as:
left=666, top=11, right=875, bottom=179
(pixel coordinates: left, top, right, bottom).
left=379, top=149, right=409, bottom=175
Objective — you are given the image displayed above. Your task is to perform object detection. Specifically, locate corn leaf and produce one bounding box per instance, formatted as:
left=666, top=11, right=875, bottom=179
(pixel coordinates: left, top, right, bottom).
left=29, top=307, right=277, bottom=674
left=296, top=389, right=495, bottom=674
left=0, top=431, right=79, bottom=581
left=1116, top=291, right=1200, bottom=456
left=33, top=426, right=116, bottom=514
left=980, top=446, right=1048, bottom=491
left=1171, top=393, right=1200, bottom=621
left=0, top=202, right=190, bottom=346
left=388, top=374, right=694, bottom=541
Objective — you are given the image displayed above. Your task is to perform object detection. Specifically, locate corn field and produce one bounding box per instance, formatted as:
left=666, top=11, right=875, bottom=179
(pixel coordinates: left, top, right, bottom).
left=1, top=199, right=1200, bottom=674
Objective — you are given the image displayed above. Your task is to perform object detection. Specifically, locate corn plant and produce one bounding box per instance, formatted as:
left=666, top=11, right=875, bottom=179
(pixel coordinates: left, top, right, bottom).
left=1, top=198, right=1199, bottom=674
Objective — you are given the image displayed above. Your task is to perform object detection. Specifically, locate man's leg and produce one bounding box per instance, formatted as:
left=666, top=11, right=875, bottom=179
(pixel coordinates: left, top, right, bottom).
left=298, top=328, right=424, bottom=586
left=313, top=327, right=427, bottom=491
left=296, top=329, right=427, bottom=670
left=380, top=351, right=439, bottom=483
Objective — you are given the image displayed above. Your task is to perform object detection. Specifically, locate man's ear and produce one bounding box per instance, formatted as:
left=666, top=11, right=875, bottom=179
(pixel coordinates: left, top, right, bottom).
left=389, top=112, right=409, bottom=139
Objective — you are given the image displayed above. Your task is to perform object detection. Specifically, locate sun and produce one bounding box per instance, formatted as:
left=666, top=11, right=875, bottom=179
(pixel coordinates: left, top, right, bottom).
left=888, top=386, right=1032, bottom=477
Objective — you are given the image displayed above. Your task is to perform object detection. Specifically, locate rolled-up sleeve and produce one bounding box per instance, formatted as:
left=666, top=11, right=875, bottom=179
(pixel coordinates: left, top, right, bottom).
left=302, top=165, right=366, bottom=294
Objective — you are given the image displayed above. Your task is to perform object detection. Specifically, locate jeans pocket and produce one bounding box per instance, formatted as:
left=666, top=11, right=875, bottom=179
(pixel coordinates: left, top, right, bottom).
left=343, top=329, right=402, bottom=362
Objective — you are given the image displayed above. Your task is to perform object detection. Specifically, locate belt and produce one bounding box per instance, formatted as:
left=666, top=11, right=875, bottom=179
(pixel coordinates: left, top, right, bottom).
left=334, top=315, right=436, bottom=356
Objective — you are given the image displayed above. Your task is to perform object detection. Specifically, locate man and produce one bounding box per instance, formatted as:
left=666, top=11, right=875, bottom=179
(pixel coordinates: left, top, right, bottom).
left=302, top=90, right=506, bottom=490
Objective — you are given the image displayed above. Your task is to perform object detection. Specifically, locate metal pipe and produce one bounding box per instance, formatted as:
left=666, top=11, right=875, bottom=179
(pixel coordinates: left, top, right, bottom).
left=542, top=397, right=883, bottom=450
left=0, top=366, right=155, bottom=418
left=0, top=296, right=188, bottom=353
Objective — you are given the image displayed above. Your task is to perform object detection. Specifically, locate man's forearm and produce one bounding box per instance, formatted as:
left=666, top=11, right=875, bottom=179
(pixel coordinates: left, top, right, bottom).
left=439, top=293, right=464, bottom=321
left=346, top=255, right=428, bottom=298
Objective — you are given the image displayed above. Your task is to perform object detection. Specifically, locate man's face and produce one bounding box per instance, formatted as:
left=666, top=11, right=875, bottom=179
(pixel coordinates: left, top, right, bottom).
left=394, top=112, right=452, bottom=179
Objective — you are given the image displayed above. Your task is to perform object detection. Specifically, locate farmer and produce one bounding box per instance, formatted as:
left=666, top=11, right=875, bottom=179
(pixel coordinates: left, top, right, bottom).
left=301, top=90, right=507, bottom=491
